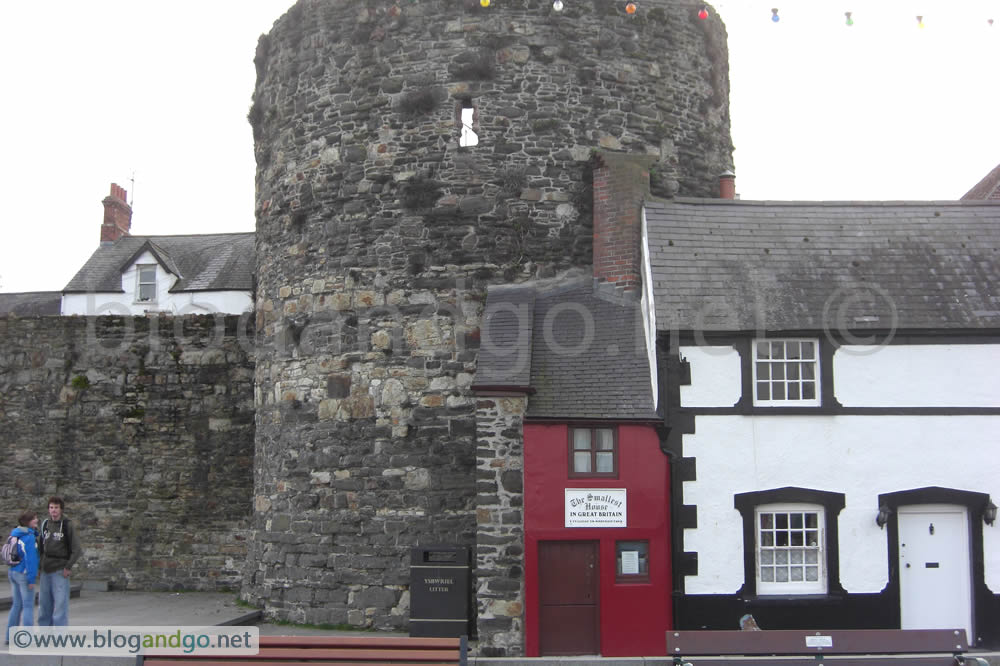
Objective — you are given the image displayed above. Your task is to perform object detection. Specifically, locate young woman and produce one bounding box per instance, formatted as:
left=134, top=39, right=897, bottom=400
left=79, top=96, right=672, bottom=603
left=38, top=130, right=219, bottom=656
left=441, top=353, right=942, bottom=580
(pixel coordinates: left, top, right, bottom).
left=6, top=512, right=40, bottom=644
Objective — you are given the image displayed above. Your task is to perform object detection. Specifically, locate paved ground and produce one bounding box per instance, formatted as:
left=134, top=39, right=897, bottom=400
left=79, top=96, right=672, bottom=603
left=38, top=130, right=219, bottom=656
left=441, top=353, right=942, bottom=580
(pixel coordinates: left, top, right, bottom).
left=1, top=588, right=997, bottom=666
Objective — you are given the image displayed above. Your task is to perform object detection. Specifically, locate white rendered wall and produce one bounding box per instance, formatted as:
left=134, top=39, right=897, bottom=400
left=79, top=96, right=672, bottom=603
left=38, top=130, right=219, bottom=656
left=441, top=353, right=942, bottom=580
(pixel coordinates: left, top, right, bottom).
left=679, top=345, right=741, bottom=407
left=681, top=414, right=1000, bottom=595
left=835, top=345, right=1000, bottom=407
left=640, top=209, right=658, bottom=409
left=62, top=251, right=252, bottom=315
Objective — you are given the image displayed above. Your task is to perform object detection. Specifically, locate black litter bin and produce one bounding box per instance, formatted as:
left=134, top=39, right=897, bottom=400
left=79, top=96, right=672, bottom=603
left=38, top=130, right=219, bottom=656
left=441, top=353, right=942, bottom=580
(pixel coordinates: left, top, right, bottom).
left=409, top=545, right=471, bottom=637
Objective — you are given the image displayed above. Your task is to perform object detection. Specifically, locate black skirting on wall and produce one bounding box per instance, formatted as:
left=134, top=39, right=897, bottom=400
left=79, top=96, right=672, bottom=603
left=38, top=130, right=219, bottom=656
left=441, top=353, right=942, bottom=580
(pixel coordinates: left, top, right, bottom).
left=675, top=591, right=1000, bottom=648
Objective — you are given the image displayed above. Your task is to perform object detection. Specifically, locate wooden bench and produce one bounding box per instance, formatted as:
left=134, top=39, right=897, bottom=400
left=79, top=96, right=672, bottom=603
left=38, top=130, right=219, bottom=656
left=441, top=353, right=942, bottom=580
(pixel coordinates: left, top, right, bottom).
left=666, top=629, right=988, bottom=666
left=137, top=634, right=468, bottom=665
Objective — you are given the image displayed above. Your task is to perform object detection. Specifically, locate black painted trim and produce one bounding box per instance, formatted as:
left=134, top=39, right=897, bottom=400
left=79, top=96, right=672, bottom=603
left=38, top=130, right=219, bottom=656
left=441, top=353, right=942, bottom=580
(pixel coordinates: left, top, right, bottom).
left=734, top=487, right=847, bottom=598
left=674, top=406, right=1000, bottom=416
left=669, top=329, right=1000, bottom=346
left=877, top=486, right=995, bottom=647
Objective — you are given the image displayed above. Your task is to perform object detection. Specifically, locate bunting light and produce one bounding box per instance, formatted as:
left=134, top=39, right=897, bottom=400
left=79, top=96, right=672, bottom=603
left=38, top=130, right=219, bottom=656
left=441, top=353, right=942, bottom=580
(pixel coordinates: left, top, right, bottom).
left=698, top=6, right=708, bottom=20
left=771, top=7, right=780, bottom=23
left=845, top=11, right=853, bottom=27
left=916, top=15, right=925, bottom=29
left=625, top=2, right=637, bottom=15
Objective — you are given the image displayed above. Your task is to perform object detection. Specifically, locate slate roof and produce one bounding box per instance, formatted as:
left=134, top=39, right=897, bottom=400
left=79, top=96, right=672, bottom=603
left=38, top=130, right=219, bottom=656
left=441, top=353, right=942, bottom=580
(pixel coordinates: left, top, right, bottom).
left=963, top=163, right=1000, bottom=200
left=63, top=233, right=255, bottom=293
left=0, top=292, right=61, bottom=316
left=474, top=275, right=658, bottom=421
left=645, top=199, right=1000, bottom=332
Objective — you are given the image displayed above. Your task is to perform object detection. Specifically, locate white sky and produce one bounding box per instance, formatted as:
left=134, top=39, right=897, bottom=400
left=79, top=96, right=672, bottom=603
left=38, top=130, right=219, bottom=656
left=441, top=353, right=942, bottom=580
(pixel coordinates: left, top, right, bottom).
left=1, top=0, right=997, bottom=293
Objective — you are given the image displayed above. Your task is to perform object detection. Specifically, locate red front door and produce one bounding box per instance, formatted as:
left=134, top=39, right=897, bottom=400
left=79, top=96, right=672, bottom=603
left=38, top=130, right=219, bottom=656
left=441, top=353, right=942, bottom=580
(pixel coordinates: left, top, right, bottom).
left=538, top=540, right=599, bottom=655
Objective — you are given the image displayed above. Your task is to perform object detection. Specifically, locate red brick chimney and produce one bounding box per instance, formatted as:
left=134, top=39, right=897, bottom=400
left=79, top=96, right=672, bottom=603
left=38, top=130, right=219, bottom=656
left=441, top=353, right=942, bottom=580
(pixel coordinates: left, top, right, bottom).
left=592, top=152, right=655, bottom=296
left=719, top=170, right=736, bottom=199
left=101, top=183, right=132, bottom=243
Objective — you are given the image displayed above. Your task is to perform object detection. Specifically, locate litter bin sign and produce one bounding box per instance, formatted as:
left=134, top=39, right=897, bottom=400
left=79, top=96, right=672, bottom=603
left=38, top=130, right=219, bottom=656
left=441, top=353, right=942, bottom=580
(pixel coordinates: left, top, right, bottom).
left=410, top=545, right=471, bottom=637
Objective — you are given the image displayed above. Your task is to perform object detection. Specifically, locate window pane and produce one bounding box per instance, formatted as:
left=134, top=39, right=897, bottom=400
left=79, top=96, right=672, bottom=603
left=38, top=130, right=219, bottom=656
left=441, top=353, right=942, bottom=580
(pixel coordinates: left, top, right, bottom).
left=772, top=384, right=785, bottom=400
left=596, top=452, right=614, bottom=473
left=757, top=383, right=770, bottom=400
left=776, top=532, right=788, bottom=546
left=761, top=514, right=773, bottom=529
left=776, top=514, right=788, bottom=529
left=787, top=363, right=800, bottom=380
left=803, top=383, right=816, bottom=399
left=801, top=341, right=815, bottom=359
left=573, top=452, right=591, bottom=473
left=806, top=566, right=819, bottom=581
left=791, top=532, right=803, bottom=546
left=761, top=568, right=774, bottom=582
left=772, top=364, right=785, bottom=380
left=775, top=550, right=788, bottom=565
left=760, top=551, right=773, bottom=564
left=139, top=283, right=156, bottom=301
left=139, top=266, right=156, bottom=281
left=573, top=429, right=591, bottom=450
left=790, top=514, right=803, bottom=529
left=805, top=551, right=818, bottom=564
left=788, top=383, right=801, bottom=400
left=805, top=514, right=818, bottom=529
left=790, top=550, right=803, bottom=564
left=790, top=567, right=803, bottom=581
left=761, top=532, right=773, bottom=547
left=757, top=342, right=770, bottom=359
left=776, top=567, right=788, bottom=582
left=802, top=364, right=815, bottom=380
left=596, top=429, right=614, bottom=450
left=771, top=342, right=784, bottom=359
left=756, top=363, right=770, bottom=380
left=786, top=341, right=801, bottom=359
left=806, top=532, right=819, bottom=547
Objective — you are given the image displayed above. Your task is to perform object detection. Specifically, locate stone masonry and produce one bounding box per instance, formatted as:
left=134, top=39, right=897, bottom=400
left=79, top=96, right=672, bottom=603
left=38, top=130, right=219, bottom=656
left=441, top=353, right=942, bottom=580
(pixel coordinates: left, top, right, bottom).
left=0, top=314, right=255, bottom=590
left=246, top=0, right=731, bottom=652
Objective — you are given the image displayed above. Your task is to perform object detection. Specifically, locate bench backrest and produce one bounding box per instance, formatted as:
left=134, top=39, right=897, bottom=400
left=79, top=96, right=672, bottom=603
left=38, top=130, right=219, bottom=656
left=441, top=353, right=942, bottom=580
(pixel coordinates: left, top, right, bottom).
left=139, top=634, right=467, bottom=665
left=666, top=629, right=969, bottom=656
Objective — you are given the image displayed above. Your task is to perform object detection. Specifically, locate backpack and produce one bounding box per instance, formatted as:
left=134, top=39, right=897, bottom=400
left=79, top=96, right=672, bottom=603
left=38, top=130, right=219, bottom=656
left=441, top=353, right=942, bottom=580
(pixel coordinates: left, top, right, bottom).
left=1, top=534, right=22, bottom=566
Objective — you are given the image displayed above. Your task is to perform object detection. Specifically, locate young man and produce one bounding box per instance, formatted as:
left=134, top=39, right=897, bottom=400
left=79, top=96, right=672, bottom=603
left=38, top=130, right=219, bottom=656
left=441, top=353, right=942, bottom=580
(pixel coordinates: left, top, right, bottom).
left=37, top=497, right=82, bottom=626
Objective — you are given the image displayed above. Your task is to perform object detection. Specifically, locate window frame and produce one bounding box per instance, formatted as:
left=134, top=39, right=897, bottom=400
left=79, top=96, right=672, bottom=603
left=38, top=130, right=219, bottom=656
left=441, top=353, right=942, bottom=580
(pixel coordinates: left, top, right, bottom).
left=615, top=539, right=650, bottom=584
left=754, top=503, right=826, bottom=595
left=567, top=426, right=618, bottom=478
left=135, top=264, right=157, bottom=303
left=752, top=338, right=821, bottom=407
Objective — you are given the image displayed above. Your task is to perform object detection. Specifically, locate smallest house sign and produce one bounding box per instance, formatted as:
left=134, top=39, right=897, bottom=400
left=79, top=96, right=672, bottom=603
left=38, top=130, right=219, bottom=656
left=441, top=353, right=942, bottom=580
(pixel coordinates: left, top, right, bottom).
left=565, top=489, right=627, bottom=527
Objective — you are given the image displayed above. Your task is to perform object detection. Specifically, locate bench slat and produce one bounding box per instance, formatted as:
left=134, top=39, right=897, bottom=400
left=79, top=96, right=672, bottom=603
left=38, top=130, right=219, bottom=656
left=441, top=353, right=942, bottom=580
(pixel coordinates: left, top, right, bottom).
left=665, top=658, right=962, bottom=666
left=258, top=636, right=460, bottom=649
left=143, top=662, right=461, bottom=666
left=666, top=629, right=969, bottom=656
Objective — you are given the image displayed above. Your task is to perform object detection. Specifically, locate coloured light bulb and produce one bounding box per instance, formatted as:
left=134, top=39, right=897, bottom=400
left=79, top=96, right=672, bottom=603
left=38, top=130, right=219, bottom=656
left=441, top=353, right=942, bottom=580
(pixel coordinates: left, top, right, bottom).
left=698, top=7, right=708, bottom=20
left=480, top=0, right=490, bottom=6
left=553, top=0, right=563, bottom=10
left=626, top=2, right=637, bottom=14
left=771, top=8, right=780, bottom=23
left=916, top=15, right=924, bottom=29
left=845, top=11, right=853, bottom=27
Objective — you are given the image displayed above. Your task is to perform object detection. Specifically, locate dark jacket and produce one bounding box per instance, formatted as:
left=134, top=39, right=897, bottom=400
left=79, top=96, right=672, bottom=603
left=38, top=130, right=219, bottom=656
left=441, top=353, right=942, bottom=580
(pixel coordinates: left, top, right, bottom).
left=39, top=518, right=82, bottom=574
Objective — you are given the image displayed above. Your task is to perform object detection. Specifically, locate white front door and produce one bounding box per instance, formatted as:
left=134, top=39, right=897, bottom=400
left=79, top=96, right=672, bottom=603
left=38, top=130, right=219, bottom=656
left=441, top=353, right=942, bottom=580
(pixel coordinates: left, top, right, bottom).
left=898, top=505, right=972, bottom=641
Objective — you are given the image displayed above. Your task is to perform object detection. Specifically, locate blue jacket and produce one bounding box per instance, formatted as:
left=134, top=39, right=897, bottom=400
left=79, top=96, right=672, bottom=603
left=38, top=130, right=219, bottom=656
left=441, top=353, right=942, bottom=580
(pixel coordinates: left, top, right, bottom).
left=9, top=526, right=39, bottom=585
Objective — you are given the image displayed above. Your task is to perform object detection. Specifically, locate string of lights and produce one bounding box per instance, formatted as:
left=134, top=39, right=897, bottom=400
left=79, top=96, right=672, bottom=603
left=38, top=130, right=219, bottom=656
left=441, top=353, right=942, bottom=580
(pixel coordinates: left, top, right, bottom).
left=473, top=0, right=997, bottom=29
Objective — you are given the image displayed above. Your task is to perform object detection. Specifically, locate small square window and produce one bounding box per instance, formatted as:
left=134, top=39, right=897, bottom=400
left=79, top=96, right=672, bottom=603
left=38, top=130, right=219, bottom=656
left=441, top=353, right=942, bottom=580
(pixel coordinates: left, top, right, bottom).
left=616, top=540, right=649, bottom=583
left=756, top=504, right=826, bottom=594
left=752, top=339, right=820, bottom=406
left=568, top=427, right=617, bottom=478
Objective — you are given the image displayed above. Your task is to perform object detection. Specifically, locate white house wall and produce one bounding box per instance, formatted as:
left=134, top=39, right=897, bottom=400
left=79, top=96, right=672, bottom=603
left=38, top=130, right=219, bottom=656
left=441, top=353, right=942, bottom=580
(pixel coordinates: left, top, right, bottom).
left=679, top=345, right=741, bottom=407
left=835, top=345, right=1000, bottom=407
left=679, top=341, right=1000, bottom=598
left=61, top=251, right=252, bottom=315
left=682, top=414, right=1000, bottom=595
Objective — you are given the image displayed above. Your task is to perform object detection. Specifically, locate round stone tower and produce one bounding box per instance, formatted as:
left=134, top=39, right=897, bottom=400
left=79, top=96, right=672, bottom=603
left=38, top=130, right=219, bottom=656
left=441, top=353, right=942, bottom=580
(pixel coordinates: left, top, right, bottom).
left=243, top=0, right=732, bottom=646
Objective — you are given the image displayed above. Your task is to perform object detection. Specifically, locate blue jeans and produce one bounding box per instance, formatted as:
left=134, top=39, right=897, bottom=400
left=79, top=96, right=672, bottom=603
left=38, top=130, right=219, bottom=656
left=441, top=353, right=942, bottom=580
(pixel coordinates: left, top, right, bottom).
left=6, top=569, right=35, bottom=643
left=37, top=570, right=69, bottom=627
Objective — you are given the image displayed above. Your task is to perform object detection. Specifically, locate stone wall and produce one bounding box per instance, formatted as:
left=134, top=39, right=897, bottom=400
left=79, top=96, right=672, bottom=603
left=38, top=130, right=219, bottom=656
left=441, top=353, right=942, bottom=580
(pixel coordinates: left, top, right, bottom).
left=475, top=396, right=526, bottom=656
left=0, top=314, right=255, bottom=590
left=246, top=0, right=732, bottom=645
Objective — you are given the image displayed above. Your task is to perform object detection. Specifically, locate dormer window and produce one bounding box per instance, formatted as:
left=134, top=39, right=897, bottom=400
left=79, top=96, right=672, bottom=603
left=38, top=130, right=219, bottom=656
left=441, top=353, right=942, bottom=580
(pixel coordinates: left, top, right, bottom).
left=136, top=265, right=157, bottom=302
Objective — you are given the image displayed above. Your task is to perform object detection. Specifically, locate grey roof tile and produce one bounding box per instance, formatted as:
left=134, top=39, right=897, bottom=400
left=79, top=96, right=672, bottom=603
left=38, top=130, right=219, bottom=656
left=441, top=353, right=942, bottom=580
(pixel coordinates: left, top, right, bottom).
left=645, top=199, right=1000, bottom=331
left=0, top=292, right=61, bottom=316
left=63, top=233, right=255, bottom=293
